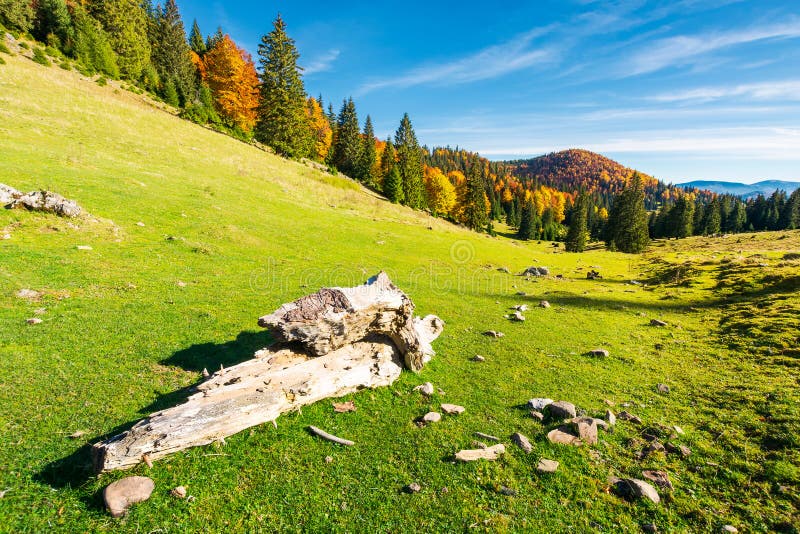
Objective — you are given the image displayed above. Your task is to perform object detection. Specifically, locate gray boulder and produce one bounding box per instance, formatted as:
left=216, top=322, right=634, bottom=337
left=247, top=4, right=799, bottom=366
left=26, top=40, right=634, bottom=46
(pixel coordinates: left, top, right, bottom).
left=522, top=266, right=549, bottom=277
left=545, top=401, right=577, bottom=420
left=103, top=476, right=155, bottom=517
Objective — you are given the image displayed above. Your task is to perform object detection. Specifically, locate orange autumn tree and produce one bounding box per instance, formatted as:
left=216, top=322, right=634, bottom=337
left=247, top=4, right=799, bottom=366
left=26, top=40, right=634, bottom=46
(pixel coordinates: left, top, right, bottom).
left=202, top=35, right=259, bottom=132
left=306, top=97, right=332, bottom=161
left=423, top=165, right=456, bottom=217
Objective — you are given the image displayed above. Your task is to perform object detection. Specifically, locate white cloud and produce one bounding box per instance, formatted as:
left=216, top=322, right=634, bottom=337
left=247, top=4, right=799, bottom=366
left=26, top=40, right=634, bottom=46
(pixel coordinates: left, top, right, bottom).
left=303, top=49, right=340, bottom=76
left=650, top=80, right=800, bottom=102
left=356, top=27, right=557, bottom=95
left=625, top=19, right=800, bottom=76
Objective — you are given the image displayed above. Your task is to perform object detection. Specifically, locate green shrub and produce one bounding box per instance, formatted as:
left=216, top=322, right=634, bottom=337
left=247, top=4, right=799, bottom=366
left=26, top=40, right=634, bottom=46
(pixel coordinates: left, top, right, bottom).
left=0, top=41, right=10, bottom=54
left=162, top=78, right=179, bottom=107
left=59, top=60, right=70, bottom=70
left=96, top=76, right=107, bottom=86
left=18, top=41, right=28, bottom=49
left=0, top=55, right=5, bottom=65
left=32, top=46, right=50, bottom=66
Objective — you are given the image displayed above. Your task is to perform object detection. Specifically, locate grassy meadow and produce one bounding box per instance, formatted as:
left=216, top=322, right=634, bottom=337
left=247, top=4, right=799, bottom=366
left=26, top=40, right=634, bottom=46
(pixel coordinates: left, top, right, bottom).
left=1, top=49, right=799, bottom=532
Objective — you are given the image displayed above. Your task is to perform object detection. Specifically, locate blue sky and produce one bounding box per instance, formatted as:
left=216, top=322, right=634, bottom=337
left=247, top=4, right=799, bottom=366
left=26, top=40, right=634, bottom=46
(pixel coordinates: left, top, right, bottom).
left=178, top=0, right=800, bottom=184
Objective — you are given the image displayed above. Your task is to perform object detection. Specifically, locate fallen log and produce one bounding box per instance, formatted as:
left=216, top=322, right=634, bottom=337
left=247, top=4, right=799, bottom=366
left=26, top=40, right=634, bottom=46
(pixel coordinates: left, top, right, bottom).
left=92, top=273, right=443, bottom=472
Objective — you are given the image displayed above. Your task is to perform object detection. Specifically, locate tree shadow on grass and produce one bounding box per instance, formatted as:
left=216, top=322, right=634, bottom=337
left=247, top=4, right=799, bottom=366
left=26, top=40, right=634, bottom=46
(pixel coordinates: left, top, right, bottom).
left=34, top=329, right=274, bottom=500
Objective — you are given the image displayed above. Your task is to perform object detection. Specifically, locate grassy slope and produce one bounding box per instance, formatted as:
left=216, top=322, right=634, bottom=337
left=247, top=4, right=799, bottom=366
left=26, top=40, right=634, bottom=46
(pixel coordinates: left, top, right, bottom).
left=1, top=51, right=799, bottom=532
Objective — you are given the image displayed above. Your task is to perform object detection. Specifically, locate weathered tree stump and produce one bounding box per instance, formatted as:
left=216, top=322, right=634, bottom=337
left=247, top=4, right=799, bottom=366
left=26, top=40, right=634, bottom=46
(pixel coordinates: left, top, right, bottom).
left=92, top=272, right=443, bottom=472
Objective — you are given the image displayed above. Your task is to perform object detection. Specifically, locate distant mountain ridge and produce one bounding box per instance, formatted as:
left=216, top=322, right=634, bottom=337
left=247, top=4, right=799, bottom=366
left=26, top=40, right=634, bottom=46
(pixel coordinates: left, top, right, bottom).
left=678, top=180, right=800, bottom=198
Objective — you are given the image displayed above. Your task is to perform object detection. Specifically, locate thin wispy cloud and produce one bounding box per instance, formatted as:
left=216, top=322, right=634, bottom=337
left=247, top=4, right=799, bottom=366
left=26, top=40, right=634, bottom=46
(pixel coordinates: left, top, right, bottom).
left=625, top=19, right=800, bottom=76
left=356, top=27, right=557, bottom=95
left=303, top=49, right=341, bottom=76
left=651, top=80, right=800, bottom=102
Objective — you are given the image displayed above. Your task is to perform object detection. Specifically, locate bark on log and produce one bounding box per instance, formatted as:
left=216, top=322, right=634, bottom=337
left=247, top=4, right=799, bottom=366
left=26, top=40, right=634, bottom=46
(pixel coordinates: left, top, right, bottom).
left=92, top=273, right=443, bottom=472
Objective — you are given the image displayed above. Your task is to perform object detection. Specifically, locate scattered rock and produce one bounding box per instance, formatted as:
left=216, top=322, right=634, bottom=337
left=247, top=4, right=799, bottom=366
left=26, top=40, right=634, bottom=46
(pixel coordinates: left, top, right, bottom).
left=545, top=401, right=577, bottom=420
left=76, top=245, right=92, bottom=251
left=471, top=355, right=485, bottom=362
left=522, top=266, right=549, bottom=277
left=325, top=456, right=333, bottom=464
left=516, top=291, right=526, bottom=296
left=673, top=425, right=685, bottom=435
left=721, top=526, right=738, bottom=533
left=103, top=476, right=155, bottom=518
left=498, top=485, right=517, bottom=496
left=587, top=270, right=602, bottom=280
left=34, top=308, right=46, bottom=315
left=508, top=311, right=525, bottom=322
left=176, top=281, right=187, bottom=288
left=512, top=304, right=528, bottom=311
left=511, top=432, right=533, bottom=453
left=612, top=477, right=660, bottom=504
left=2, top=233, right=10, bottom=240
left=574, top=417, right=609, bottom=431
left=404, top=482, right=421, bottom=494
left=657, top=384, right=670, bottom=394
left=332, top=401, right=356, bottom=413
left=539, top=300, right=551, bottom=309
left=136, top=222, right=146, bottom=227
left=642, top=470, right=673, bottom=491
left=413, top=382, right=434, bottom=396
left=529, top=410, right=544, bottom=422
left=455, top=444, right=505, bottom=462
left=617, top=411, right=643, bottom=425
left=26, top=318, right=43, bottom=325
left=421, top=412, right=441, bottom=424
left=2, top=186, right=82, bottom=218
left=603, top=399, right=615, bottom=407
left=605, top=410, right=617, bottom=426
left=441, top=404, right=465, bottom=415
left=170, top=486, right=187, bottom=499
left=640, top=441, right=666, bottom=459
left=569, top=418, right=599, bottom=445
left=665, top=442, right=691, bottom=458
left=642, top=523, right=659, bottom=533
left=16, top=289, right=42, bottom=300
left=497, top=267, right=510, bottom=273
left=547, top=426, right=583, bottom=446
left=537, top=459, right=559, bottom=473
left=588, top=348, right=609, bottom=358
left=472, top=440, right=488, bottom=449
left=650, top=319, right=668, bottom=327
left=68, top=430, right=87, bottom=439
left=527, top=398, right=554, bottom=411
left=483, top=330, right=504, bottom=338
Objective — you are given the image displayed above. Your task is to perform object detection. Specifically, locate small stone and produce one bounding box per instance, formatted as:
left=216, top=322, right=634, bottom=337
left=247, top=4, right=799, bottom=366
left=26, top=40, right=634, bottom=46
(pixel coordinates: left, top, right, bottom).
left=421, top=412, right=441, bottom=424
left=136, top=221, right=145, bottom=227
left=332, top=401, right=356, bottom=413
left=68, top=430, right=86, bottom=439
left=325, top=456, right=333, bottom=464
left=650, top=319, right=668, bottom=327
left=537, top=459, right=559, bottom=473
left=76, top=245, right=92, bottom=251
left=472, top=440, right=488, bottom=449
left=570, top=418, right=599, bottom=445
left=665, top=442, right=691, bottom=458
left=2, top=233, right=10, bottom=240
left=603, top=399, right=615, bottom=407
left=498, top=267, right=510, bottom=273
left=589, top=348, right=609, bottom=358
left=673, top=425, right=685, bottom=435
left=511, top=432, right=533, bottom=453
left=527, top=398, right=554, bottom=411
left=177, top=281, right=187, bottom=287
left=34, top=308, right=46, bottom=315
left=512, top=304, right=528, bottom=311
left=642, top=470, right=673, bottom=491
left=641, top=441, right=666, bottom=459
left=613, top=478, right=660, bottom=504
left=618, top=411, right=643, bottom=425
left=471, top=355, right=485, bottom=362
left=539, top=300, right=551, bottom=309
left=516, top=291, right=526, bottom=296
left=605, top=410, right=617, bottom=426
left=529, top=410, right=544, bottom=422
left=170, top=486, right=187, bottom=499
left=26, top=318, right=43, bottom=325
left=103, top=476, right=155, bottom=518
left=455, top=444, right=505, bottom=462
left=441, top=404, right=465, bottom=415
left=721, top=526, right=738, bottom=533
left=16, top=289, right=41, bottom=300
left=404, top=482, right=421, bottom=494
left=657, top=384, right=670, bottom=394
left=547, top=426, right=583, bottom=446
left=545, top=401, right=577, bottom=420
left=642, top=523, right=659, bottom=533
left=499, top=485, right=516, bottom=496
left=413, top=382, right=434, bottom=396
left=483, top=330, right=505, bottom=338
left=508, top=311, right=525, bottom=322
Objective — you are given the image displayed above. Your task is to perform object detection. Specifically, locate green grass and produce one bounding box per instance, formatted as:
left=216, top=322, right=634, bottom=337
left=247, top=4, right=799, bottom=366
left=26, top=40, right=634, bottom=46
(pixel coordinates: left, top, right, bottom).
left=1, top=53, right=799, bottom=533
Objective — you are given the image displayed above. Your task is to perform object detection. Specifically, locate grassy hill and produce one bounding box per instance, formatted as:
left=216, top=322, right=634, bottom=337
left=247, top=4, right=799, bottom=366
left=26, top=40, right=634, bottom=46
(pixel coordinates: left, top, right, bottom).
left=1, top=50, right=799, bottom=532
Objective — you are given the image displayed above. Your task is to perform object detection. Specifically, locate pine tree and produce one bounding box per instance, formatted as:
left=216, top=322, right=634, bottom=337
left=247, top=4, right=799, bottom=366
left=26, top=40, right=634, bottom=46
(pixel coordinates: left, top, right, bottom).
left=205, top=26, right=223, bottom=51
left=34, top=0, right=72, bottom=48
left=188, top=19, right=205, bottom=55
left=703, top=197, right=722, bottom=235
left=517, top=199, right=534, bottom=240
left=670, top=195, right=694, bottom=238
left=605, top=173, right=649, bottom=253
left=381, top=139, right=403, bottom=203
left=71, top=5, right=119, bottom=77
left=565, top=191, right=589, bottom=252
left=462, top=155, right=488, bottom=231
left=90, top=0, right=151, bottom=79
left=357, top=115, right=377, bottom=185
left=394, top=113, right=425, bottom=209
left=0, top=0, right=34, bottom=33
left=255, top=14, right=312, bottom=158
left=331, top=98, right=361, bottom=177
left=149, top=0, right=195, bottom=106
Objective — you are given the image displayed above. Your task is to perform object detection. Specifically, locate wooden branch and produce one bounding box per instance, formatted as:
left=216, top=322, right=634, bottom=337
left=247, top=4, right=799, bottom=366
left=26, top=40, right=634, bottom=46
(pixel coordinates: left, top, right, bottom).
left=308, top=426, right=354, bottom=446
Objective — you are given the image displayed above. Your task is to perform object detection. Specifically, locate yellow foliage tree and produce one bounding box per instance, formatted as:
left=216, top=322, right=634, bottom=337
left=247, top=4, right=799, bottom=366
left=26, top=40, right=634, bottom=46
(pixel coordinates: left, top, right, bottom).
left=306, top=97, right=332, bottom=161
left=423, top=166, right=456, bottom=217
left=202, top=35, right=259, bottom=132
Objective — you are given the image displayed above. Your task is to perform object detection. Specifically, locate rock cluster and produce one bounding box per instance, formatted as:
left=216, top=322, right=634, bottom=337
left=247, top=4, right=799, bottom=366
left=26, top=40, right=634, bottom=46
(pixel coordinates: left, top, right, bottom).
left=1, top=184, right=82, bottom=217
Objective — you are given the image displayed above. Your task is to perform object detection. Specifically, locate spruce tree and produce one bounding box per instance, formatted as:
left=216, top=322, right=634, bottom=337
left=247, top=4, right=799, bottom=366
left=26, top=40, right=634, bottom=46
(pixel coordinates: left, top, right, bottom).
left=703, top=197, right=722, bottom=235
left=90, top=0, right=151, bottom=79
left=394, top=113, right=425, bottom=209
left=205, top=26, right=223, bottom=51
left=517, top=199, right=534, bottom=240
left=255, top=14, right=312, bottom=158
left=670, top=195, right=694, bottom=238
left=605, top=173, right=649, bottom=253
left=71, top=5, right=119, bottom=77
left=188, top=19, right=205, bottom=55
left=565, top=192, right=589, bottom=252
left=0, top=0, right=34, bottom=33
left=331, top=98, right=361, bottom=177
left=357, top=115, right=377, bottom=185
left=34, top=0, right=72, bottom=48
left=462, top=154, right=488, bottom=231
left=149, top=0, right=195, bottom=106
left=381, top=139, right=403, bottom=203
